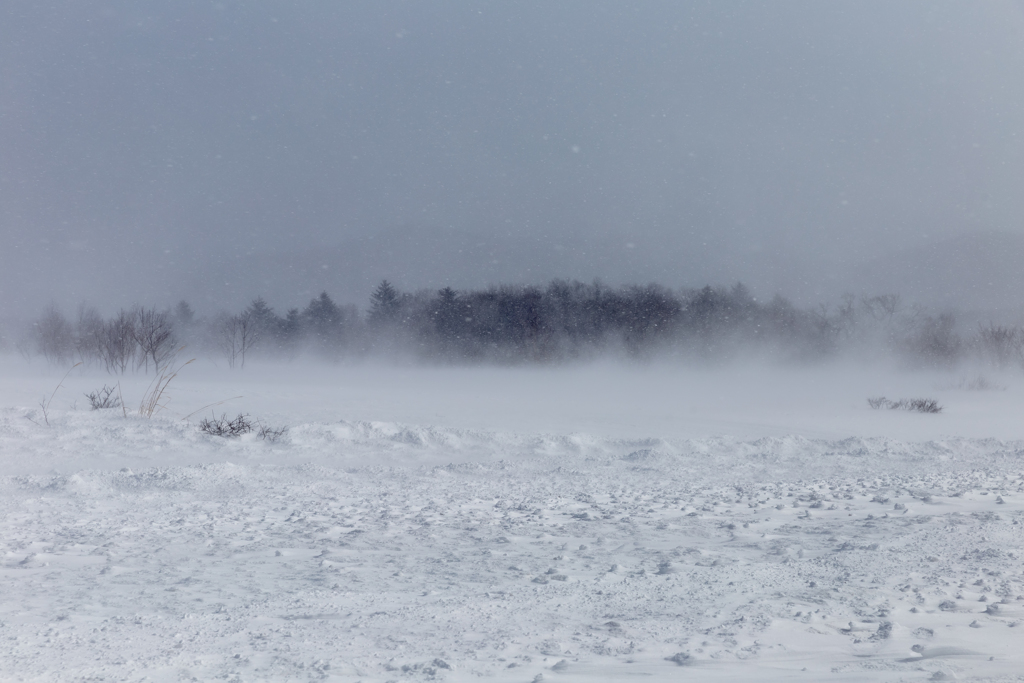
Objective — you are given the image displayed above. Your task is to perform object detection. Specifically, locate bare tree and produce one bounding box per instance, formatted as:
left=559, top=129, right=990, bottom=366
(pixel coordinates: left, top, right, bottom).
left=74, top=305, right=105, bottom=365
left=236, top=310, right=260, bottom=368
left=101, top=309, right=137, bottom=374
left=862, top=294, right=901, bottom=322
left=217, top=313, right=241, bottom=369
left=133, top=307, right=177, bottom=373
left=35, top=305, right=74, bottom=364
left=977, top=324, right=1024, bottom=368
left=217, top=311, right=259, bottom=369
left=908, top=313, right=962, bottom=366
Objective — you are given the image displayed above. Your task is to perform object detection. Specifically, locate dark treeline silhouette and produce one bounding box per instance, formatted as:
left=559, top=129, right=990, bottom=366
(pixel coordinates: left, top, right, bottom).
left=13, top=280, right=1024, bottom=370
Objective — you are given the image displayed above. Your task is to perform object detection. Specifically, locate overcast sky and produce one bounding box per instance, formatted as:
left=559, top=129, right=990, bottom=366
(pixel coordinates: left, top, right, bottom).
left=3, top=1, right=1024, bottom=317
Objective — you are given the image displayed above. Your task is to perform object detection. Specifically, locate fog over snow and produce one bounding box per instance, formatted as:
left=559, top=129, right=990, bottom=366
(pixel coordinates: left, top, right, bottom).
left=4, top=3, right=1024, bottom=683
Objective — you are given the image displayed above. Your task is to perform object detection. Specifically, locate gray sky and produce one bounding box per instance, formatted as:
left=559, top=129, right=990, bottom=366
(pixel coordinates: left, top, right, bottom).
left=3, top=1, right=1024, bottom=317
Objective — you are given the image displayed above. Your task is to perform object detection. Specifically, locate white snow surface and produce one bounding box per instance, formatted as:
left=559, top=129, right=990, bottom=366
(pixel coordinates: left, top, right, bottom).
left=2, top=358, right=1024, bottom=682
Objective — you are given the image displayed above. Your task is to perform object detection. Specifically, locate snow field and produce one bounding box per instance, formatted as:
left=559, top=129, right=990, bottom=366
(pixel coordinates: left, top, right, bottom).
left=2, top=360, right=1024, bottom=681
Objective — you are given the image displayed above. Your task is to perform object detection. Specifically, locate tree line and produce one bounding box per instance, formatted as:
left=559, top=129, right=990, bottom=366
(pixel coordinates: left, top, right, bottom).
left=13, top=280, right=1024, bottom=370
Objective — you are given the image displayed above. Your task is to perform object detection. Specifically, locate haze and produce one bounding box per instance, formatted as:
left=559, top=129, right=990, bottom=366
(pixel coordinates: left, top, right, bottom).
left=7, top=7, right=1024, bottom=677
left=4, top=1, right=1024, bottom=318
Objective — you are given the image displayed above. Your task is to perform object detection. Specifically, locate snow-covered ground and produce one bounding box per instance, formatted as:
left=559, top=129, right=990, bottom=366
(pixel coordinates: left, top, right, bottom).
left=2, top=357, right=1024, bottom=682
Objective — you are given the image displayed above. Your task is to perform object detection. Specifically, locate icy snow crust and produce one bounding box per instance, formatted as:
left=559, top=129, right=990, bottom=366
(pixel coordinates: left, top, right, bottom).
left=2, top=360, right=1024, bottom=682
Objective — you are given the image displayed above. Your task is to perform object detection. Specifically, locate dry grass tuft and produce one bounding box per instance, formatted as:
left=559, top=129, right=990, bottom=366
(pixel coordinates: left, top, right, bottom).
left=139, top=350, right=194, bottom=418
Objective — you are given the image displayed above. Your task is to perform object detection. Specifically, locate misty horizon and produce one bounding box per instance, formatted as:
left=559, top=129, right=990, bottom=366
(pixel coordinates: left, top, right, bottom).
left=4, top=2, right=1024, bottom=318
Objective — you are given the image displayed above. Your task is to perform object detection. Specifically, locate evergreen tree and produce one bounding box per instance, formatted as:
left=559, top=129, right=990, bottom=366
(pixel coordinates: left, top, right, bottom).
left=283, top=308, right=302, bottom=337
left=173, top=300, right=195, bottom=327
left=303, top=291, right=344, bottom=347
left=369, top=280, right=401, bottom=324
left=434, top=287, right=462, bottom=341
left=279, top=308, right=302, bottom=353
left=246, top=297, right=276, bottom=327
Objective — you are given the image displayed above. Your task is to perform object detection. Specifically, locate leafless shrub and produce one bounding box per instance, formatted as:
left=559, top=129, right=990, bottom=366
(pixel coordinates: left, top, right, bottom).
left=198, top=413, right=286, bottom=441
left=867, top=396, right=942, bottom=414
left=941, top=375, right=1005, bottom=392
left=903, top=398, right=942, bottom=413
left=85, top=385, right=122, bottom=410
left=199, top=413, right=254, bottom=437
left=255, top=419, right=287, bottom=442
left=964, top=376, right=998, bottom=391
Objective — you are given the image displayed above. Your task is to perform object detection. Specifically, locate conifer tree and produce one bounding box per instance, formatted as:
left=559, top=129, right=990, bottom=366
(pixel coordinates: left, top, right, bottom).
left=369, top=280, right=401, bottom=324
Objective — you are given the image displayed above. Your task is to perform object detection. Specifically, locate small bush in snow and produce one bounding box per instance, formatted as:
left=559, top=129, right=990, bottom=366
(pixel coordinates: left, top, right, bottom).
left=256, top=421, right=287, bottom=442
left=85, top=385, right=122, bottom=410
left=199, top=413, right=254, bottom=437
left=948, top=375, right=1004, bottom=391
left=867, top=397, right=942, bottom=414
left=199, top=413, right=286, bottom=441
